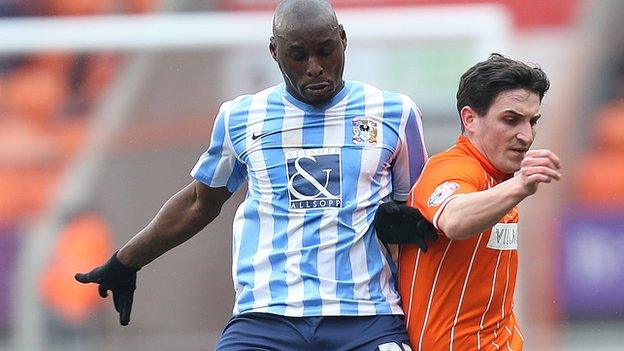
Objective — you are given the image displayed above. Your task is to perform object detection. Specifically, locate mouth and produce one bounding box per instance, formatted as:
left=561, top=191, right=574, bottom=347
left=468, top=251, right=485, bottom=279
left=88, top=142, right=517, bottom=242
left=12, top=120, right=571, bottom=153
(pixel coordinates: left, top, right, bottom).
left=509, top=148, right=528, bottom=157
left=304, top=82, right=332, bottom=96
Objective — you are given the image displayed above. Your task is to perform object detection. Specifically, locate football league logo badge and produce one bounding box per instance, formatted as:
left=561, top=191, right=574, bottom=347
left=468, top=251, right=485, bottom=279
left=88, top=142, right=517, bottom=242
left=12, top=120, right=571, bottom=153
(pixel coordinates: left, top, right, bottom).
left=428, top=181, right=460, bottom=207
left=352, top=118, right=378, bottom=145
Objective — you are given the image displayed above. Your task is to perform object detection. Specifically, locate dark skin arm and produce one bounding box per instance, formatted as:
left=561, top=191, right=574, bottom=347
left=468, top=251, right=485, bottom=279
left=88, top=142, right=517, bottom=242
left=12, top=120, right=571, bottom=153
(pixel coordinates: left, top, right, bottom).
left=117, top=180, right=232, bottom=268
left=75, top=180, right=232, bottom=326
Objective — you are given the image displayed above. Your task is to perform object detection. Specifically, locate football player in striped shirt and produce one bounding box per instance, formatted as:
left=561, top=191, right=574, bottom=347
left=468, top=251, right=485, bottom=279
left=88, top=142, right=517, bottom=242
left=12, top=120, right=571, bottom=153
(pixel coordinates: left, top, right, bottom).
left=76, top=1, right=428, bottom=349
left=379, top=54, right=559, bottom=350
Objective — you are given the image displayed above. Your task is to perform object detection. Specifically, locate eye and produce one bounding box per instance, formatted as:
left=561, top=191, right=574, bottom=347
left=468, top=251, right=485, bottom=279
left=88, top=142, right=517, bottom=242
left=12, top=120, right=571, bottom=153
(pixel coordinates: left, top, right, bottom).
left=320, top=47, right=334, bottom=57
left=504, top=118, right=518, bottom=125
left=530, top=117, right=540, bottom=126
left=289, top=51, right=306, bottom=61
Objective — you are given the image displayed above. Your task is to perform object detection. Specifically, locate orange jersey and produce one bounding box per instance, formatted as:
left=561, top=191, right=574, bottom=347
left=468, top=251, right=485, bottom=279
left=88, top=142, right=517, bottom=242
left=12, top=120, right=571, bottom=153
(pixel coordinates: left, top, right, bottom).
left=399, top=135, right=523, bottom=350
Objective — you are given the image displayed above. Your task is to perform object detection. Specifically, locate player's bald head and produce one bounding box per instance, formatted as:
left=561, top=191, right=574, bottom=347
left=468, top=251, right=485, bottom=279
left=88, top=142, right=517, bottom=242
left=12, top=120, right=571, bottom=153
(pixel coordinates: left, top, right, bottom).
left=272, top=0, right=339, bottom=38
left=269, top=0, right=347, bottom=106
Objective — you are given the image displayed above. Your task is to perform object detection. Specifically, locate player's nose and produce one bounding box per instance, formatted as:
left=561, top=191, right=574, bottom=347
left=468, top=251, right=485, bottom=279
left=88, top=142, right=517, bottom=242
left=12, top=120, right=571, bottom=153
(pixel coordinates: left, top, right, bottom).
left=306, top=56, right=324, bottom=77
left=516, top=122, right=534, bottom=145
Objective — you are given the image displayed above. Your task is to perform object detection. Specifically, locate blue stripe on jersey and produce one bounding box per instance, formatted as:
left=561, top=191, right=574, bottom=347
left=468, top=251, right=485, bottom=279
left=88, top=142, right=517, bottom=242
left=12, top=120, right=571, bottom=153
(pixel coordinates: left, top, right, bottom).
left=232, top=96, right=260, bottom=311
left=300, top=109, right=324, bottom=315
left=336, top=82, right=366, bottom=314
left=192, top=107, right=227, bottom=187
left=360, top=91, right=405, bottom=315
left=381, top=92, right=418, bottom=295
left=383, top=91, right=404, bottom=199
left=362, top=225, right=392, bottom=314
left=380, top=91, right=403, bottom=274
left=227, top=158, right=247, bottom=191
left=405, top=108, right=426, bottom=186
left=263, top=89, right=289, bottom=315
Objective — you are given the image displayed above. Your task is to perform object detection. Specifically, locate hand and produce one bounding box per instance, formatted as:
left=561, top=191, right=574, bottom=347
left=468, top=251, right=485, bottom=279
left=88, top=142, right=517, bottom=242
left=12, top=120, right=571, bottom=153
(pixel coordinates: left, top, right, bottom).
left=75, top=252, right=140, bottom=326
left=374, top=202, right=438, bottom=251
left=515, top=149, right=562, bottom=197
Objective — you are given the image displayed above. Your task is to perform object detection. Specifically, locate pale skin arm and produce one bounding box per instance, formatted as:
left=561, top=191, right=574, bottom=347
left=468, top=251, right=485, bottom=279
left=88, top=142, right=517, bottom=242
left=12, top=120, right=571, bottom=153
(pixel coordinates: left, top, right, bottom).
left=117, top=180, right=232, bottom=269
left=437, top=149, right=561, bottom=240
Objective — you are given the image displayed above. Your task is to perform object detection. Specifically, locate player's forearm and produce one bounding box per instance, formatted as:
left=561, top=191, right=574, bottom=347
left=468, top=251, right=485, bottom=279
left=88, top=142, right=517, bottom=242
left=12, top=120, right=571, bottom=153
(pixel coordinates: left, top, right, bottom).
left=437, top=179, right=525, bottom=240
left=117, top=183, right=221, bottom=268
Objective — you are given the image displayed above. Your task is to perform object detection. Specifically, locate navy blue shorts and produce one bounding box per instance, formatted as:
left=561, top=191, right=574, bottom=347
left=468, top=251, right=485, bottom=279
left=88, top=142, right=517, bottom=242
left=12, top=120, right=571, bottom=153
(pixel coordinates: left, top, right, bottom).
left=214, top=313, right=412, bottom=351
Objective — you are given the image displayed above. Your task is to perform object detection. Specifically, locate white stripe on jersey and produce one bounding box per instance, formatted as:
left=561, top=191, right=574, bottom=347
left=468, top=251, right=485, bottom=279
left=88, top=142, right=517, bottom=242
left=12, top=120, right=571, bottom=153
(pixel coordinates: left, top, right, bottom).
left=450, top=234, right=484, bottom=350
left=231, top=203, right=246, bottom=315
left=349, top=83, right=384, bottom=315
left=478, top=250, right=503, bottom=349
left=391, top=94, right=422, bottom=201
left=365, top=84, right=402, bottom=314
left=282, top=100, right=306, bottom=316
left=228, top=95, right=249, bottom=315
left=317, top=96, right=347, bottom=316
left=246, top=88, right=277, bottom=312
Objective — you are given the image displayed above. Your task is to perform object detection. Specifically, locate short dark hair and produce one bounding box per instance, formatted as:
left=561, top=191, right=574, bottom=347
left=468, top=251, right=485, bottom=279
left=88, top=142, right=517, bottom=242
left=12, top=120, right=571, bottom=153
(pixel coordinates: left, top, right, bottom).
left=456, top=53, right=550, bottom=130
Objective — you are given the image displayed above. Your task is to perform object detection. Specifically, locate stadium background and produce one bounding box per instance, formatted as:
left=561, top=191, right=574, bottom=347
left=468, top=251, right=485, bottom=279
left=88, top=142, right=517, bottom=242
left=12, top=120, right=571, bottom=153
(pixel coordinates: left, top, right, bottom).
left=0, top=0, right=622, bottom=350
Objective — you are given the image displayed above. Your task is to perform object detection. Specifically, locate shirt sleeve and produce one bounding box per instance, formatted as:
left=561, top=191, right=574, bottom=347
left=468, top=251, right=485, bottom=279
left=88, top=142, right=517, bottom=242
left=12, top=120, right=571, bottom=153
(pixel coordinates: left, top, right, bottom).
left=391, top=96, right=428, bottom=202
left=407, top=155, right=484, bottom=233
left=190, top=99, right=247, bottom=192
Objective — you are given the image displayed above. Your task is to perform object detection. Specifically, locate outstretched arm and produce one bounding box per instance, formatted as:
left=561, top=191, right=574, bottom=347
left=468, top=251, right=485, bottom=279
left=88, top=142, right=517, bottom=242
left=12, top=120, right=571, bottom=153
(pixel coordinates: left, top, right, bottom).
left=438, top=149, right=561, bottom=240
left=75, top=180, right=232, bottom=325
left=117, top=180, right=232, bottom=268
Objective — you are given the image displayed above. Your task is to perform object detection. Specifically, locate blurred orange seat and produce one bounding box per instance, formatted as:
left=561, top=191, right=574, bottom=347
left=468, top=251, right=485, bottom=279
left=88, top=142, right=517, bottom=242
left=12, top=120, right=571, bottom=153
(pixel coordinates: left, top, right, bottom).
left=47, top=0, right=113, bottom=16
left=40, top=212, right=113, bottom=324
left=0, top=60, right=87, bottom=222
left=592, top=101, right=624, bottom=152
left=0, top=118, right=86, bottom=222
left=5, top=64, right=68, bottom=127
left=30, top=53, right=74, bottom=76
left=572, top=101, right=624, bottom=206
left=574, top=151, right=624, bottom=206
left=125, top=0, right=159, bottom=13
left=80, top=53, right=119, bottom=105
left=0, top=167, right=62, bottom=222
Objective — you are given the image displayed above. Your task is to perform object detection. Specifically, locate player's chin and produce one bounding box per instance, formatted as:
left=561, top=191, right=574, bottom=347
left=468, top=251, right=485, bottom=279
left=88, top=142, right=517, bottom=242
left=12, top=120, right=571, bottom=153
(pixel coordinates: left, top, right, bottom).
left=500, top=157, right=522, bottom=174
left=302, top=92, right=333, bottom=105
left=505, top=161, right=522, bottom=174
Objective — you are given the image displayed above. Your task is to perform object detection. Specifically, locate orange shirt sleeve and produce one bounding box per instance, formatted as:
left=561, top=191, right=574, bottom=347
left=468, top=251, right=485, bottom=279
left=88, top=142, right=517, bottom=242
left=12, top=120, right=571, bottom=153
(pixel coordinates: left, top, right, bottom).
left=406, top=154, right=486, bottom=234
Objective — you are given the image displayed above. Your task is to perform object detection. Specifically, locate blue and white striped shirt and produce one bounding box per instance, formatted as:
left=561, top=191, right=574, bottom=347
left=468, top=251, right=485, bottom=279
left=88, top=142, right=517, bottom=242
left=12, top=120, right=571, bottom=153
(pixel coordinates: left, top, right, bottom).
left=192, top=80, right=427, bottom=317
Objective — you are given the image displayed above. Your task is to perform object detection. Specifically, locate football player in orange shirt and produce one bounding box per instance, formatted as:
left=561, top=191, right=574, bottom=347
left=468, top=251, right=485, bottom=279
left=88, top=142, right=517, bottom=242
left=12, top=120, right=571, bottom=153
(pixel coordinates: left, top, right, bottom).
left=375, top=53, right=560, bottom=350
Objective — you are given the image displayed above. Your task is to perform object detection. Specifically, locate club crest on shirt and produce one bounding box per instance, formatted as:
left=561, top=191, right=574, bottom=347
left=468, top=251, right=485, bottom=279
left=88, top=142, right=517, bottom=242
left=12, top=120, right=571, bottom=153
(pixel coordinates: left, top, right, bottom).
left=285, top=148, right=342, bottom=210
left=427, top=181, right=460, bottom=207
left=352, top=118, right=378, bottom=145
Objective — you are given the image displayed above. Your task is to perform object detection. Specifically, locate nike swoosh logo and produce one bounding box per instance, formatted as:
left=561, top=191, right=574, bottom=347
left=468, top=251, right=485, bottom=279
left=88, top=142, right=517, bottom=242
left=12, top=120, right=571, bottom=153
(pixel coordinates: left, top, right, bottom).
left=252, top=131, right=271, bottom=140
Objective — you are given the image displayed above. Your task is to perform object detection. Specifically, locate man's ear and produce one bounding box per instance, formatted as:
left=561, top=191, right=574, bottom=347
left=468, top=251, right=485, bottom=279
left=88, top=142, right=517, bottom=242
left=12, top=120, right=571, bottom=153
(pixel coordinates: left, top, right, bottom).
left=269, top=37, right=278, bottom=62
left=460, top=106, right=478, bottom=133
left=338, top=24, right=347, bottom=50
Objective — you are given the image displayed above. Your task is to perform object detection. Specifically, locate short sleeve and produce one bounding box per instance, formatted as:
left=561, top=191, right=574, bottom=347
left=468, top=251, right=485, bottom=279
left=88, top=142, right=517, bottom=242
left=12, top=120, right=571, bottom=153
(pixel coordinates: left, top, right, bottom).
left=407, top=155, right=484, bottom=231
left=391, top=96, right=428, bottom=201
left=191, top=100, right=247, bottom=192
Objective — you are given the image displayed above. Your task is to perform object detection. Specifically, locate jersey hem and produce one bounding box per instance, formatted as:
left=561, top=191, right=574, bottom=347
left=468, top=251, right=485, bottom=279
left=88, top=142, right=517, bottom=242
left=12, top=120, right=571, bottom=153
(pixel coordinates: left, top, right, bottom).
left=234, top=309, right=405, bottom=317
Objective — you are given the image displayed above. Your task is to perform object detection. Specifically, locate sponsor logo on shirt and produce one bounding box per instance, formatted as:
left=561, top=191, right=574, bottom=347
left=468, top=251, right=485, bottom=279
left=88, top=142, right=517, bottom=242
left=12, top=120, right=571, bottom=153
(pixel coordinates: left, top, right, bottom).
left=487, top=223, right=518, bottom=250
left=352, top=117, right=378, bottom=145
left=286, top=148, right=342, bottom=210
left=427, top=181, right=460, bottom=207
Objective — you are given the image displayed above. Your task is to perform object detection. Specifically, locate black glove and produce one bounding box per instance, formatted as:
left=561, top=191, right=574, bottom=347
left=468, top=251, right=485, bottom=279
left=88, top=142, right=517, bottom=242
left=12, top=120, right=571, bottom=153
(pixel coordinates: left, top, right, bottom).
left=75, top=252, right=139, bottom=326
left=374, top=202, right=439, bottom=251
